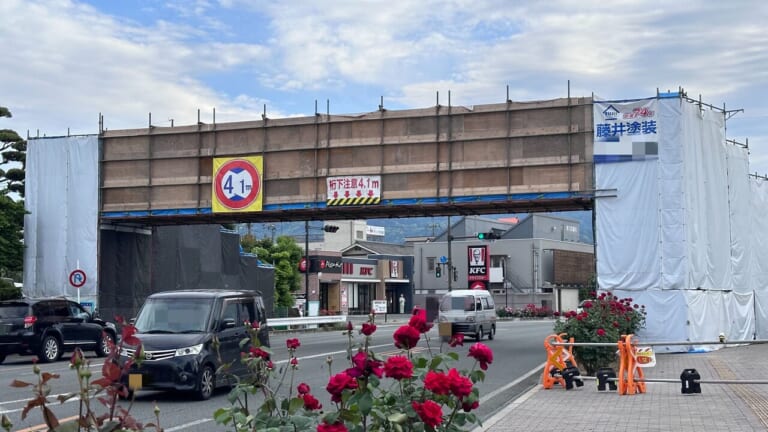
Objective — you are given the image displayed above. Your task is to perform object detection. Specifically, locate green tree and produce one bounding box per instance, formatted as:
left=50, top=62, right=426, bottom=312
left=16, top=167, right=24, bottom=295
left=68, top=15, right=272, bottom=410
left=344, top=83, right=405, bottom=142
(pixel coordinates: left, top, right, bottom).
left=0, top=106, right=27, bottom=197
left=242, top=235, right=303, bottom=309
left=0, top=107, right=26, bottom=281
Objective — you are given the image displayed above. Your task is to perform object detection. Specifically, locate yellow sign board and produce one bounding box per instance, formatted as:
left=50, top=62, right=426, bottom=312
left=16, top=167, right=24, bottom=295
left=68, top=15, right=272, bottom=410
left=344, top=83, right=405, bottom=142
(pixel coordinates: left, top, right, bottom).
left=212, top=156, right=263, bottom=213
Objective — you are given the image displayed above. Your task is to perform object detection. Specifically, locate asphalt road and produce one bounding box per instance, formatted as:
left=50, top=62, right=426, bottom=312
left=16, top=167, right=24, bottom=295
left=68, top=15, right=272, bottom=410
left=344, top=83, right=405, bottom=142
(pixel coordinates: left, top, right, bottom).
left=0, top=319, right=554, bottom=431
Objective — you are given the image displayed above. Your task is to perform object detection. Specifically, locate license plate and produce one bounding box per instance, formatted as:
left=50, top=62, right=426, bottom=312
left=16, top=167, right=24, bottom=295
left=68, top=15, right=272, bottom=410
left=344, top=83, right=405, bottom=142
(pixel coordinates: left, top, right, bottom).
left=128, top=374, right=143, bottom=390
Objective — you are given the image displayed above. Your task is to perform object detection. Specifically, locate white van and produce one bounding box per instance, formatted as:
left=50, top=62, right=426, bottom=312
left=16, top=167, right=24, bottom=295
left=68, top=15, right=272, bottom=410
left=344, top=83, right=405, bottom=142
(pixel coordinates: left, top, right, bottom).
left=438, top=289, right=496, bottom=340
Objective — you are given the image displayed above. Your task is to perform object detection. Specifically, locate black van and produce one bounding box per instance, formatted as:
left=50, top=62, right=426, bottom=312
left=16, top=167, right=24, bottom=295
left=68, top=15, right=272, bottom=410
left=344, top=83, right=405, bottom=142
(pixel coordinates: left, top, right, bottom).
left=119, top=290, right=269, bottom=400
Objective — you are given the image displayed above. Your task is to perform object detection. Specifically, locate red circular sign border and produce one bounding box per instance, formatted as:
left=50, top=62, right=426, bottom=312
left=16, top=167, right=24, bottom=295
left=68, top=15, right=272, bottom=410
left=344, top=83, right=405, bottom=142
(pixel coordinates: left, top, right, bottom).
left=214, top=159, right=261, bottom=210
left=69, top=269, right=87, bottom=288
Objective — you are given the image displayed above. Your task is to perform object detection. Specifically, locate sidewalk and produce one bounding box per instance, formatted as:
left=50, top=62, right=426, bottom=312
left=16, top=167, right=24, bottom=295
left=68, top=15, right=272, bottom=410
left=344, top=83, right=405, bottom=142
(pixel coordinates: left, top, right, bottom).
left=479, top=343, right=768, bottom=431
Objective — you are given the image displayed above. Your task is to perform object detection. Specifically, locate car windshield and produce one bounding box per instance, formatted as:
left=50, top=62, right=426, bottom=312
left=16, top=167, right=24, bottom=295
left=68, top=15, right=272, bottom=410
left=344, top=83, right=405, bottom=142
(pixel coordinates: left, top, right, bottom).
left=133, top=298, right=213, bottom=333
left=439, top=296, right=475, bottom=312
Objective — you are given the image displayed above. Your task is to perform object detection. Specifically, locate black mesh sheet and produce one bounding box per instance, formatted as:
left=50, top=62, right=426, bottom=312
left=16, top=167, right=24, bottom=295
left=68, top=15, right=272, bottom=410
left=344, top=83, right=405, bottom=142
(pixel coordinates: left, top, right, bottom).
left=98, top=225, right=275, bottom=321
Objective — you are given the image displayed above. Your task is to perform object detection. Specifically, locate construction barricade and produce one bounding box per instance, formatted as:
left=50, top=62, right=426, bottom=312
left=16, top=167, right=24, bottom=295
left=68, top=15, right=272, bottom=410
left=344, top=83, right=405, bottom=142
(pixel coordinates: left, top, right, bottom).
left=544, top=333, right=768, bottom=396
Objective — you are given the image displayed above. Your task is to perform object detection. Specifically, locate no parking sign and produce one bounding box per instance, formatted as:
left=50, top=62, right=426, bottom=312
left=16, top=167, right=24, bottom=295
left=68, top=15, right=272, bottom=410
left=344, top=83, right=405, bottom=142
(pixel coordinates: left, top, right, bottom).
left=69, top=269, right=87, bottom=288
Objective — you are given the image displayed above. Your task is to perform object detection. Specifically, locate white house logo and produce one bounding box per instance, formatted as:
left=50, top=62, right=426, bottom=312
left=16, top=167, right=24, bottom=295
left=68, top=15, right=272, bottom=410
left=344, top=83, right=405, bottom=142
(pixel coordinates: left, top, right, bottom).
left=602, top=104, right=620, bottom=121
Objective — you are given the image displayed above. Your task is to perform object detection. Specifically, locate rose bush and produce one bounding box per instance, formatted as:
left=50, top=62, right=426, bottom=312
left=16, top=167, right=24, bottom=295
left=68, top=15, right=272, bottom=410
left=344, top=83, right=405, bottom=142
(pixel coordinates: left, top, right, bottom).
left=215, top=309, right=493, bottom=431
left=553, top=291, right=646, bottom=375
left=5, top=316, right=159, bottom=432
left=7, top=311, right=493, bottom=432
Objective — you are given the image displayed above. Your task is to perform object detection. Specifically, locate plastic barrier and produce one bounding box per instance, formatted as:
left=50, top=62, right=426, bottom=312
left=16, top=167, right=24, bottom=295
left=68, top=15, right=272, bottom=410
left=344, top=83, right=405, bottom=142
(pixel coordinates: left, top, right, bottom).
left=542, top=333, right=584, bottom=390
left=617, top=334, right=646, bottom=395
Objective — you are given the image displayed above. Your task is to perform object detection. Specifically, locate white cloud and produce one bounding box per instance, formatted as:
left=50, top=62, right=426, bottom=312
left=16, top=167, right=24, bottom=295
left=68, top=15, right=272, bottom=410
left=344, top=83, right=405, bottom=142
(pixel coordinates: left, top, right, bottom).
left=0, top=0, right=766, bottom=172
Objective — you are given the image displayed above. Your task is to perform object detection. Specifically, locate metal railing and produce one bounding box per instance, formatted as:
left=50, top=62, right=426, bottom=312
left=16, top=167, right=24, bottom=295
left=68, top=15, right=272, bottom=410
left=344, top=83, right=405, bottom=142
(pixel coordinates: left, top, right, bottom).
left=267, top=315, right=348, bottom=328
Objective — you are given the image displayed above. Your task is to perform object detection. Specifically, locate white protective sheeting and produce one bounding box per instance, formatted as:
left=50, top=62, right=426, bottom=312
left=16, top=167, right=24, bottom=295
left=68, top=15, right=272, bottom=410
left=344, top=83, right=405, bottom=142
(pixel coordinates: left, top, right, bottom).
left=23, top=136, right=99, bottom=300
left=752, top=178, right=768, bottom=338
left=726, top=144, right=752, bottom=293
left=595, top=161, right=660, bottom=290
left=595, top=96, right=760, bottom=351
left=681, top=104, right=732, bottom=290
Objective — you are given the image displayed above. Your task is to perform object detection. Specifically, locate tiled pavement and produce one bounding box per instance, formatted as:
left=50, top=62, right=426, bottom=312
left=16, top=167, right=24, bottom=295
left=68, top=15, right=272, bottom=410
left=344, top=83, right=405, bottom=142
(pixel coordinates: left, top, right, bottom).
left=478, top=343, right=768, bottom=431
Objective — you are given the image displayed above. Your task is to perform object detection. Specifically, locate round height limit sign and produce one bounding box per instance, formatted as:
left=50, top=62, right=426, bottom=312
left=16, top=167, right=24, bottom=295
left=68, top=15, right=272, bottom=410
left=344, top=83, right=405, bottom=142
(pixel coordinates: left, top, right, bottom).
left=212, top=156, right=264, bottom=213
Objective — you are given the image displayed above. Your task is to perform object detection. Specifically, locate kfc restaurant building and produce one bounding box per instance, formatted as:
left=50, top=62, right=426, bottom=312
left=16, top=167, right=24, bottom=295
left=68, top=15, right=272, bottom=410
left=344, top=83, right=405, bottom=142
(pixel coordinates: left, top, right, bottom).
left=306, top=252, right=413, bottom=316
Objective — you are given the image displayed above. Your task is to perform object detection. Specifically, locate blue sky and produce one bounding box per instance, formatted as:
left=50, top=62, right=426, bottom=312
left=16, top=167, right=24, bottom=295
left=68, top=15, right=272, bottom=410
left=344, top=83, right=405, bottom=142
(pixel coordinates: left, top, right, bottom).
left=2, top=0, right=767, bottom=174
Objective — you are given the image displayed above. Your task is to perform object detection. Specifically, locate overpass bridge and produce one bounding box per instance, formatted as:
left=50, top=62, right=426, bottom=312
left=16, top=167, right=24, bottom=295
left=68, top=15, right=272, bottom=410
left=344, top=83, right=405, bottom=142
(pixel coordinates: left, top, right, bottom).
left=99, top=96, right=597, bottom=226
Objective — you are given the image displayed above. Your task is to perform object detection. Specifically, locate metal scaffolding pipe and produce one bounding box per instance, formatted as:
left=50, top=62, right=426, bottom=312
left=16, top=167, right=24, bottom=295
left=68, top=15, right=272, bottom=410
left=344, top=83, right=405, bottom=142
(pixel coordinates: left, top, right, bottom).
left=579, top=376, right=768, bottom=385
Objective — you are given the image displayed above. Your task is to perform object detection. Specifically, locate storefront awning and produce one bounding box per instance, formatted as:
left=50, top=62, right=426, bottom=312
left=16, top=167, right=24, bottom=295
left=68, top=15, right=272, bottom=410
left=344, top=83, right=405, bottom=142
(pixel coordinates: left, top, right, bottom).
left=342, top=278, right=382, bottom=283
left=384, top=279, right=410, bottom=283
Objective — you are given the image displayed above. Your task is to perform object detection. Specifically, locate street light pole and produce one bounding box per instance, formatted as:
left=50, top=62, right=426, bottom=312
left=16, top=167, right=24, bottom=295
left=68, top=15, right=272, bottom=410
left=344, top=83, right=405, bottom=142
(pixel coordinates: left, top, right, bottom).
left=305, top=220, right=309, bottom=316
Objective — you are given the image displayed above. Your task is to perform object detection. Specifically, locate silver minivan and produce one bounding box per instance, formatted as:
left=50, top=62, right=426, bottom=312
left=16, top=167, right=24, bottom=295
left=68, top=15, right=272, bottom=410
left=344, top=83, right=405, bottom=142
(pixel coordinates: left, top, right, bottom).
left=438, top=289, right=496, bottom=341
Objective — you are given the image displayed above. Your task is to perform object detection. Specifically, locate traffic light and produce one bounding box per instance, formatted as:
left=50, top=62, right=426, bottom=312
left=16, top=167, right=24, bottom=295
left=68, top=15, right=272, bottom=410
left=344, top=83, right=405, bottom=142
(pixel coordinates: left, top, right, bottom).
left=435, top=264, right=442, bottom=278
left=323, top=225, right=340, bottom=233
left=477, top=231, right=499, bottom=240
left=453, top=266, right=458, bottom=281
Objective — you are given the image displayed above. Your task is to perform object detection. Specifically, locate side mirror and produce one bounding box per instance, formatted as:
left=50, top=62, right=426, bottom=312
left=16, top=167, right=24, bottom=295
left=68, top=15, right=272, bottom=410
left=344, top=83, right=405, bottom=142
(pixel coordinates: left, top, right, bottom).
left=221, top=318, right=236, bottom=330
left=129, top=317, right=136, bottom=325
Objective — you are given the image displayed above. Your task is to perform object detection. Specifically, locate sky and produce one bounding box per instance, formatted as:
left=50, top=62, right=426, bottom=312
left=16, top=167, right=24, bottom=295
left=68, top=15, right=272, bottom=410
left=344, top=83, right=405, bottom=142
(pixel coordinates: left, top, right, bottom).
left=2, top=0, right=767, bottom=174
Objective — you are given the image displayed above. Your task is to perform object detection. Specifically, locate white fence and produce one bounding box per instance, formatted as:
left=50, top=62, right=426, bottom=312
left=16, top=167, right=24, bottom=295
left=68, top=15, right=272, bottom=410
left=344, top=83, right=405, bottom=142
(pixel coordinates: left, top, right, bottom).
left=267, top=315, right=347, bottom=328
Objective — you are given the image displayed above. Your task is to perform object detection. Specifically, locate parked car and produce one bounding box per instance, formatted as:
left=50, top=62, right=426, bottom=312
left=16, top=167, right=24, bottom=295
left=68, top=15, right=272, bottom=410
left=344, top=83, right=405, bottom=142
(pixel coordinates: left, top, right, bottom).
left=438, top=289, right=497, bottom=341
left=119, top=289, right=269, bottom=400
left=0, top=297, right=117, bottom=363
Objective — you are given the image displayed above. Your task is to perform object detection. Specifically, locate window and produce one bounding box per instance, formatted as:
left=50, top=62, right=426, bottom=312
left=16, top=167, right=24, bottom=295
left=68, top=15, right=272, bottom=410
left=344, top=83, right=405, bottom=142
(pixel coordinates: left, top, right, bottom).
left=222, top=299, right=257, bottom=326
left=49, top=301, right=70, bottom=318
left=356, top=230, right=364, bottom=239
left=427, top=257, right=436, bottom=271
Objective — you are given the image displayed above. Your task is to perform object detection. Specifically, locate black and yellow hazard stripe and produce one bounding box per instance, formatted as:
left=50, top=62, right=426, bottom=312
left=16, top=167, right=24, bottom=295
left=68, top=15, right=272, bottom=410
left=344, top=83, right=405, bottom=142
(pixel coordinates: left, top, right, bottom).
left=327, top=197, right=381, bottom=206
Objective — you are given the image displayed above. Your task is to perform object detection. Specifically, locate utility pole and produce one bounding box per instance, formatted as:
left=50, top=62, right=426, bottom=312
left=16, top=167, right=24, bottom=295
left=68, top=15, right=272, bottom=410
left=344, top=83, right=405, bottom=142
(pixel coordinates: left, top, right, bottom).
left=447, top=216, right=452, bottom=292
left=305, top=220, right=309, bottom=316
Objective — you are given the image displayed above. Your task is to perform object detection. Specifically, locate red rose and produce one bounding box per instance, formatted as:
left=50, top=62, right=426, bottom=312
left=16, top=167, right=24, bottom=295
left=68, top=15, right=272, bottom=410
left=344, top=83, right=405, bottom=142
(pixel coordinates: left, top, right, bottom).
left=346, top=351, right=383, bottom=378
left=301, top=393, right=322, bottom=411
left=326, top=372, right=358, bottom=403
left=290, top=357, right=299, bottom=366
left=447, top=368, right=473, bottom=398
left=384, top=355, right=414, bottom=380
left=468, top=343, right=494, bottom=371
left=596, top=328, right=606, bottom=336
left=393, top=325, right=421, bottom=350
left=297, top=382, right=310, bottom=395
left=347, top=321, right=353, bottom=331
left=317, top=420, right=348, bottom=432
left=408, top=313, right=433, bottom=333
left=286, top=338, right=301, bottom=350
left=424, top=370, right=451, bottom=395
left=361, top=322, right=377, bottom=336
left=412, top=400, right=443, bottom=428
left=462, top=399, right=479, bottom=412
left=449, top=333, right=465, bottom=347
left=249, top=347, right=270, bottom=359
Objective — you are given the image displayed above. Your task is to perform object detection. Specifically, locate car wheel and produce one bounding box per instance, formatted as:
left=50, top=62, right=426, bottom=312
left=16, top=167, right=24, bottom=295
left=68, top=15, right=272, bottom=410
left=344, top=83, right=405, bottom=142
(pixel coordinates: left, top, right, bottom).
left=476, top=326, right=483, bottom=341
left=39, top=335, right=62, bottom=363
left=488, top=325, right=495, bottom=340
left=96, top=332, right=115, bottom=357
left=195, top=365, right=215, bottom=400
left=0, top=354, right=6, bottom=364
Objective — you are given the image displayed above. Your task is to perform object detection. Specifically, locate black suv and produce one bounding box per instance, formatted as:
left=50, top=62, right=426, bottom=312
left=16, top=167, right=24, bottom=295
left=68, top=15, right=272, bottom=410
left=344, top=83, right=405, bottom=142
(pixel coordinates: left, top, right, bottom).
left=0, top=297, right=117, bottom=363
left=120, top=290, right=269, bottom=400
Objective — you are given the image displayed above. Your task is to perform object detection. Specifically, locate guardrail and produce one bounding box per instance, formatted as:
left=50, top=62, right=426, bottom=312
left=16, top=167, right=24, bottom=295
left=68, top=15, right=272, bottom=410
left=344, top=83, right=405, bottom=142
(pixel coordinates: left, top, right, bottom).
left=267, top=315, right=348, bottom=328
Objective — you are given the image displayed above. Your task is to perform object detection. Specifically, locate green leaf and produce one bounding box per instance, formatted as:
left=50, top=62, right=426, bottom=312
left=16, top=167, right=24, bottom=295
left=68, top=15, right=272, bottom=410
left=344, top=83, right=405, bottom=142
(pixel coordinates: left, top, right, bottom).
left=213, top=408, right=233, bottom=425
left=288, top=396, right=304, bottom=414
left=51, top=420, right=81, bottom=432
left=388, top=412, right=408, bottom=424
left=429, top=356, right=443, bottom=370
left=358, top=390, right=373, bottom=415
